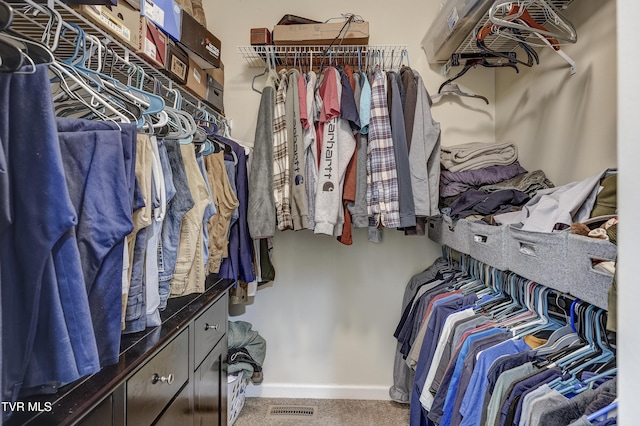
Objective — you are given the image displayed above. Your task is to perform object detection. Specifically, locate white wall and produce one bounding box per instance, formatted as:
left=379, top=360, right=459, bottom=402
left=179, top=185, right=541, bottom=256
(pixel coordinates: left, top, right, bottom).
left=203, top=0, right=634, bottom=406
left=202, top=0, right=496, bottom=399
left=616, top=0, right=639, bottom=423
left=494, top=0, right=617, bottom=185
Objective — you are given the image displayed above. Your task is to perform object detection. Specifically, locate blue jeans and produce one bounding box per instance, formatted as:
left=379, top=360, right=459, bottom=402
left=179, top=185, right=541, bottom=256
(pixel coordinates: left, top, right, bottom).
left=56, top=118, right=136, bottom=367
left=123, top=226, right=149, bottom=333
left=158, top=139, right=194, bottom=309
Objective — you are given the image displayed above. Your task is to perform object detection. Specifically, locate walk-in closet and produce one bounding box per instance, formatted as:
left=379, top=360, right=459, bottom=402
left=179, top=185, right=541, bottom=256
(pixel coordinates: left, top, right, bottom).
left=0, top=0, right=637, bottom=425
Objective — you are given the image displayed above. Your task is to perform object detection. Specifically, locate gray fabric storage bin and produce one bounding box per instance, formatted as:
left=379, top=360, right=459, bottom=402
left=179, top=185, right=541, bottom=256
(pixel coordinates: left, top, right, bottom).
left=567, top=234, right=617, bottom=310
left=427, top=215, right=444, bottom=244
left=507, top=224, right=569, bottom=292
left=441, top=216, right=471, bottom=254
left=468, top=221, right=510, bottom=271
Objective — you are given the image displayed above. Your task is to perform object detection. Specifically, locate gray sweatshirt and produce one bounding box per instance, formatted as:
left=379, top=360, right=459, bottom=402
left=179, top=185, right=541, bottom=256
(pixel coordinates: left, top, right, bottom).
left=314, top=68, right=356, bottom=236
left=409, top=71, right=441, bottom=217
left=248, top=70, right=278, bottom=238
left=286, top=69, right=308, bottom=230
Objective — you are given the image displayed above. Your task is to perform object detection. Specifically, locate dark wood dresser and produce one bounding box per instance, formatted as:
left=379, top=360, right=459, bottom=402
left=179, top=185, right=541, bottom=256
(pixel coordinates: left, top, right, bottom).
left=6, top=277, right=235, bottom=426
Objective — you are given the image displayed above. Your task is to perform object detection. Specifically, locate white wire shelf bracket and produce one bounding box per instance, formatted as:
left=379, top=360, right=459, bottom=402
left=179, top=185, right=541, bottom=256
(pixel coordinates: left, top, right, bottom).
left=238, top=45, right=409, bottom=70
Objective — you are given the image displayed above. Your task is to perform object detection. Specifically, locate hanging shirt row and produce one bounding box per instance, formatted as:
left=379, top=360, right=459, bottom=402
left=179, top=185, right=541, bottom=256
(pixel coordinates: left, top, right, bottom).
left=248, top=64, right=441, bottom=245
left=0, top=64, right=255, bottom=408
left=390, top=256, right=617, bottom=426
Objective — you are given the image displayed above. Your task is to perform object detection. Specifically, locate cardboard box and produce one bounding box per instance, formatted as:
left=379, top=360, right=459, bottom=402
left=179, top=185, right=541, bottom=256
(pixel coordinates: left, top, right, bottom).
left=139, top=16, right=167, bottom=68
left=164, top=40, right=189, bottom=85
left=206, top=61, right=224, bottom=87
left=185, top=58, right=207, bottom=99
left=179, top=12, right=221, bottom=69
left=206, top=74, right=223, bottom=113
left=273, top=22, right=369, bottom=45
left=250, top=28, right=272, bottom=45
left=141, top=0, right=181, bottom=41
left=73, top=4, right=140, bottom=49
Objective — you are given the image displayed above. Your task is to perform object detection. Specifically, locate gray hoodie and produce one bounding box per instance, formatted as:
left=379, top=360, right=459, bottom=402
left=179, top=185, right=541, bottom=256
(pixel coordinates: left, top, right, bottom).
left=248, top=70, right=278, bottom=238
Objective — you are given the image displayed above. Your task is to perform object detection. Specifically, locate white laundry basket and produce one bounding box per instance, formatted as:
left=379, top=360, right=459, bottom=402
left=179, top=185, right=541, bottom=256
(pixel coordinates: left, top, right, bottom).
left=228, top=373, right=249, bottom=425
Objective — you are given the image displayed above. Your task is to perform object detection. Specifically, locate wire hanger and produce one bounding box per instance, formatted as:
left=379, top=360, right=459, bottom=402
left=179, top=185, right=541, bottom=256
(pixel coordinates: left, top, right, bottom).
left=431, top=83, right=489, bottom=105
left=251, top=47, right=274, bottom=94
left=0, top=0, right=13, bottom=31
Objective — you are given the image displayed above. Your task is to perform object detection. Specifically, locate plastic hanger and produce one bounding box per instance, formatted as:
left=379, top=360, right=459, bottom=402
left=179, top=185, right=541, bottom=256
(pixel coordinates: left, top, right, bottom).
left=431, top=83, right=489, bottom=105
left=22, top=0, right=64, bottom=52
left=587, top=400, right=617, bottom=422
left=489, top=0, right=577, bottom=44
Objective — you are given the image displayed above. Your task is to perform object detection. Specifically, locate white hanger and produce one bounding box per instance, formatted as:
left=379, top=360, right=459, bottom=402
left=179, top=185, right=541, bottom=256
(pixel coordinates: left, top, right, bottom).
left=431, top=83, right=489, bottom=105
left=488, top=0, right=577, bottom=43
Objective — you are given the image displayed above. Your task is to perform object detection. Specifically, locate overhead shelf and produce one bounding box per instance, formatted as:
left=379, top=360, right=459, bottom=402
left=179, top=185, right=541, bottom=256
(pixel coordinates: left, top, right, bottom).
left=422, top=0, right=576, bottom=74
left=10, top=0, right=226, bottom=119
left=238, top=45, right=409, bottom=70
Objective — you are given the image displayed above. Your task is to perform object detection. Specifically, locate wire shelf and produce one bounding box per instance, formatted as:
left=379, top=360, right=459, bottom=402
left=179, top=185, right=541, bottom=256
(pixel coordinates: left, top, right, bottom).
left=238, top=45, right=409, bottom=71
left=9, top=0, right=227, bottom=121
left=448, top=0, right=575, bottom=72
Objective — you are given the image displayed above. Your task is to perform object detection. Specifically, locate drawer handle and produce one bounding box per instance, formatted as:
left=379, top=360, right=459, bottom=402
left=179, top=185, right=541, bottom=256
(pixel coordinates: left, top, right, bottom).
left=204, top=323, right=220, bottom=331
left=151, top=373, right=175, bottom=385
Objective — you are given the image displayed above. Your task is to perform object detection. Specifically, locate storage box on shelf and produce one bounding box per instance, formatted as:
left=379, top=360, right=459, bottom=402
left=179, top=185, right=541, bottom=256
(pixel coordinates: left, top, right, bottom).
left=506, top=224, right=569, bottom=293
left=73, top=3, right=140, bottom=49
left=468, top=220, right=510, bottom=271
left=441, top=216, right=471, bottom=254
left=165, top=39, right=190, bottom=84
left=206, top=72, right=224, bottom=113
left=567, top=234, right=617, bottom=310
left=139, top=16, right=168, bottom=68
left=179, top=11, right=222, bottom=69
left=427, top=215, right=444, bottom=244
left=185, top=57, right=207, bottom=99
left=141, top=0, right=182, bottom=41
left=273, top=21, right=369, bottom=45
left=251, top=27, right=272, bottom=46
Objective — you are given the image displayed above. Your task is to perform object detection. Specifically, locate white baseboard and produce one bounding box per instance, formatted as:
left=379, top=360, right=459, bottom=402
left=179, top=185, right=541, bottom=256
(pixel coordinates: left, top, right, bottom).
left=243, top=383, right=391, bottom=400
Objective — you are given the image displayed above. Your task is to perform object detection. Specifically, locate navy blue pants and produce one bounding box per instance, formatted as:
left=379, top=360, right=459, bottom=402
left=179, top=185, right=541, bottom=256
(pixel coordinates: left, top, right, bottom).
left=0, top=66, right=100, bottom=405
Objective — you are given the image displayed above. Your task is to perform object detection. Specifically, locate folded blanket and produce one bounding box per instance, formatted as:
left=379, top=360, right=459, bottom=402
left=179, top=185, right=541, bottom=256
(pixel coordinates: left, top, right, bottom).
left=441, top=141, right=518, bottom=172
left=440, top=162, right=528, bottom=198
left=480, top=170, right=554, bottom=197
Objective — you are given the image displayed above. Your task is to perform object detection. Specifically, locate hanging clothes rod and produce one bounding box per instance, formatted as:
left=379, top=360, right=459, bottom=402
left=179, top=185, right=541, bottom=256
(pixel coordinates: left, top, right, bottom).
left=238, top=45, right=409, bottom=70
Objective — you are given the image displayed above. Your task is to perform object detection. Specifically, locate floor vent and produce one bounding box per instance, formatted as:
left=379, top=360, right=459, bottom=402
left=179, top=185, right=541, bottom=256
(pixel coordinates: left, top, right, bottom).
left=266, top=405, right=318, bottom=419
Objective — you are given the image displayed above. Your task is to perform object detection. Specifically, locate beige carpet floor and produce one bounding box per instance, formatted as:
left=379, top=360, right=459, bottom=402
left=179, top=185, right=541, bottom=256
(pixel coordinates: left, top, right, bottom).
left=233, top=397, right=410, bottom=426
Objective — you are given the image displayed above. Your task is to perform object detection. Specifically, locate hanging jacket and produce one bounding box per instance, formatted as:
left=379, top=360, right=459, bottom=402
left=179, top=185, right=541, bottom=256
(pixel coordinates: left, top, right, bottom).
left=409, top=70, right=441, bottom=218
left=314, top=68, right=356, bottom=236
left=367, top=67, right=401, bottom=229
left=274, top=69, right=292, bottom=230
left=303, top=71, right=318, bottom=231
left=248, top=70, right=278, bottom=239
left=389, top=71, right=417, bottom=228
left=286, top=69, right=308, bottom=230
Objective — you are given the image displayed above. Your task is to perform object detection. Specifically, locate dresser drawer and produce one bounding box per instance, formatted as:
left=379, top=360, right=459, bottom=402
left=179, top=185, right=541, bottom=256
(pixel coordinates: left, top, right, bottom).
left=194, top=292, right=228, bottom=369
left=127, top=329, right=189, bottom=426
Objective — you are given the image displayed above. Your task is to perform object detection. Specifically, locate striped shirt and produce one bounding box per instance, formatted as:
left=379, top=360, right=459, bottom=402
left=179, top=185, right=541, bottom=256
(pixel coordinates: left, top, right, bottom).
left=366, top=68, right=400, bottom=228
left=273, top=69, right=293, bottom=230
